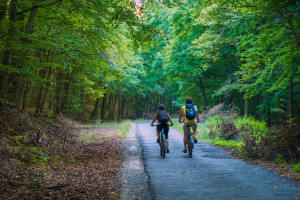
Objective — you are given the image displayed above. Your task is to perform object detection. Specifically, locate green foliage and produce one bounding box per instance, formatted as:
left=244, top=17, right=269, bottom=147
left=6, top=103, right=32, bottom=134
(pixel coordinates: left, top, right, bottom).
left=275, top=154, right=287, bottom=166
left=214, top=140, right=244, bottom=152
left=201, top=115, right=223, bottom=136
left=24, top=148, right=51, bottom=164
left=11, top=131, right=32, bottom=145
left=48, top=112, right=58, bottom=119
left=292, top=163, right=300, bottom=172
left=235, top=116, right=268, bottom=141
left=0, top=0, right=299, bottom=123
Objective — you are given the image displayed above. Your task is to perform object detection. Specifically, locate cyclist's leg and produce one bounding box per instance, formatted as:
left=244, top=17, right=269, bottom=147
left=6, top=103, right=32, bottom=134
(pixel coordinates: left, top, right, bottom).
left=164, top=125, right=169, bottom=150
left=192, top=122, right=198, bottom=142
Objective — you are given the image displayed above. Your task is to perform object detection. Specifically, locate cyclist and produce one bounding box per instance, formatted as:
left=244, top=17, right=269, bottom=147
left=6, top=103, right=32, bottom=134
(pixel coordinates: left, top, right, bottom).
left=151, top=104, right=174, bottom=153
left=178, top=97, right=200, bottom=153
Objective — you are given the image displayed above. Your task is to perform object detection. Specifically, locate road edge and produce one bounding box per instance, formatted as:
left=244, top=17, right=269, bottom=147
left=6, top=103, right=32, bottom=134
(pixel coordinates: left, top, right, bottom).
left=120, top=122, right=154, bottom=200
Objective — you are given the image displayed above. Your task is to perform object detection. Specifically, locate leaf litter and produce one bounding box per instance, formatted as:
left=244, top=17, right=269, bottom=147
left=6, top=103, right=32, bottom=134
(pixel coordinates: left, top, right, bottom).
left=0, top=101, right=125, bottom=199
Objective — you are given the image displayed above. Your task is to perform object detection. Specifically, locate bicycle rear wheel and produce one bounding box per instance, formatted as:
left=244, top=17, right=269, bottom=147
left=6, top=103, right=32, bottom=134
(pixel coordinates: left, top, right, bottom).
left=160, top=131, right=166, bottom=158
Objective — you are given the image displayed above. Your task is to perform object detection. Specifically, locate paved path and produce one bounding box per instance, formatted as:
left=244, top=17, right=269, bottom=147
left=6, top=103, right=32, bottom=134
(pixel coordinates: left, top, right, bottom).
left=133, top=121, right=299, bottom=200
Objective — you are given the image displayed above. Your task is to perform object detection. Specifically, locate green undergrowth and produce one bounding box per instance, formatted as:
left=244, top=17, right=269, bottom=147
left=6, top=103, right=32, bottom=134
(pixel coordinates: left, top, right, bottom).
left=2, top=132, right=52, bottom=169
left=196, top=115, right=268, bottom=151
left=196, top=114, right=300, bottom=173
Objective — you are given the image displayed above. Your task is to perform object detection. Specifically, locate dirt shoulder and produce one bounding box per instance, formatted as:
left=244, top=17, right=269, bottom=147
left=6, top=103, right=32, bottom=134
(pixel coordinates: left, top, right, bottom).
left=0, top=102, right=126, bottom=199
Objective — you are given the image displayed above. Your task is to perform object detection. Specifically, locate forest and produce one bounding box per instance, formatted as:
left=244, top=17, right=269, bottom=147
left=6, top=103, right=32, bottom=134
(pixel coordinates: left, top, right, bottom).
left=0, top=0, right=299, bottom=123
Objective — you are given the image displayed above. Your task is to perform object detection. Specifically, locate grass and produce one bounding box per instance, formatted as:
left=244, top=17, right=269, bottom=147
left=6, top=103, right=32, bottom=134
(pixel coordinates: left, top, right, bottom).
left=171, top=121, right=183, bottom=133
left=112, top=120, right=132, bottom=139
left=78, top=131, right=103, bottom=144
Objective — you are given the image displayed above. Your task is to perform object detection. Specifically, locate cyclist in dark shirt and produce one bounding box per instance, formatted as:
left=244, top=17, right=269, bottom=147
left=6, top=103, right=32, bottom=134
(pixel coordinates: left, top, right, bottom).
left=151, top=104, right=174, bottom=153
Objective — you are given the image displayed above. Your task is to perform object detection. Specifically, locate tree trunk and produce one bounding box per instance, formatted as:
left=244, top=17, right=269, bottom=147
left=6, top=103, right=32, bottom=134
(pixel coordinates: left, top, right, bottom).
left=105, top=93, right=112, bottom=119
left=14, top=75, right=24, bottom=110
left=40, top=67, right=53, bottom=113
left=155, top=94, right=158, bottom=111
left=48, top=93, right=52, bottom=110
left=257, top=93, right=263, bottom=120
left=100, top=89, right=107, bottom=120
left=24, top=6, right=38, bottom=34
left=135, top=94, right=138, bottom=117
left=60, top=71, right=73, bottom=111
left=108, top=94, right=114, bottom=119
left=22, top=81, right=29, bottom=111
left=118, top=96, right=125, bottom=120
left=13, top=6, right=38, bottom=110
left=147, top=92, right=150, bottom=113
left=79, top=86, right=84, bottom=118
left=90, top=98, right=100, bottom=120
left=35, top=68, right=47, bottom=114
left=289, top=80, right=294, bottom=118
left=267, top=102, right=271, bottom=127
left=244, top=98, right=249, bottom=117
left=0, top=0, right=8, bottom=23
left=0, top=0, right=17, bottom=98
left=55, top=71, right=64, bottom=114
left=196, top=76, right=208, bottom=109
left=227, top=92, right=233, bottom=105
left=111, top=95, right=117, bottom=120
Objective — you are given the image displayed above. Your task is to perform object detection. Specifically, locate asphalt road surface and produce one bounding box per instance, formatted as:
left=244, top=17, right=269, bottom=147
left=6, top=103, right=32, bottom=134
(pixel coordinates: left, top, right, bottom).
left=133, top=121, right=300, bottom=200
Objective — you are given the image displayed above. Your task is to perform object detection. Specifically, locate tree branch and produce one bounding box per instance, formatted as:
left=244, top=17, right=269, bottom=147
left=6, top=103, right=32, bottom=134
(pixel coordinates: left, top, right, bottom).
left=17, top=0, right=63, bottom=15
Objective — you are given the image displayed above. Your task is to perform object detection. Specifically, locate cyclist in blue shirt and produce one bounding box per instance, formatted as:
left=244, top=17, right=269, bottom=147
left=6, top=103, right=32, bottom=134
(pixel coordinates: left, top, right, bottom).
left=179, top=97, right=199, bottom=153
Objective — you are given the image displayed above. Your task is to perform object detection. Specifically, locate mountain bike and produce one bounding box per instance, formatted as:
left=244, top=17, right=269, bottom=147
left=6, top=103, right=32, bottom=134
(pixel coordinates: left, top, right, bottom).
left=186, top=123, right=194, bottom=158
left=154, top=125, right=167, bottom=158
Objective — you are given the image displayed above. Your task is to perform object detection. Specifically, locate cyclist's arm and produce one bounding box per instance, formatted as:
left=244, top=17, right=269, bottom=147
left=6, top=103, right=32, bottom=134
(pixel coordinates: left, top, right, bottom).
left=178, top=109, right=183, bottom=123
left=167, top=113, right=174, bottom=126
left=151, top=114, right=158, bottom=126
left=196, top=111, right=200, bottom=123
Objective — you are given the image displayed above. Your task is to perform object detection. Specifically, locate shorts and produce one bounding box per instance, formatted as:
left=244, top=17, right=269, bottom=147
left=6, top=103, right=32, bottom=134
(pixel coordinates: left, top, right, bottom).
left=157, top=124, right=169, bottom=139
left=183, top=122, right=197, bottom=135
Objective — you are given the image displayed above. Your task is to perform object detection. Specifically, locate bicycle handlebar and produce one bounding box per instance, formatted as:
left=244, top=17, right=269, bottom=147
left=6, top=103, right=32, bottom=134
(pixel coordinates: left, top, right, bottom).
left=151, top=123, right=173, bottom=126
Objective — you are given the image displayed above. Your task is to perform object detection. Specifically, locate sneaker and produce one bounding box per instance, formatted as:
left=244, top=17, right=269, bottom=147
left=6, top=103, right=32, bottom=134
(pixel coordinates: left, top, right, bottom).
left=183, top=149, right=187, bottom=153
left=194, top=138, right=198, bottom=143
left=166, top=148, right=170, bottom=153
left=156, top=138, right=159, bottom=143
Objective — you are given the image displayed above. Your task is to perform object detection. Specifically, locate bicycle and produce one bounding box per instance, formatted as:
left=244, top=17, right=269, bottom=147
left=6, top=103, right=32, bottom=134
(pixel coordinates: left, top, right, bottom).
left=186, top=122, right=194, bottom=158
left=154, top=125, right=167, bottom=158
